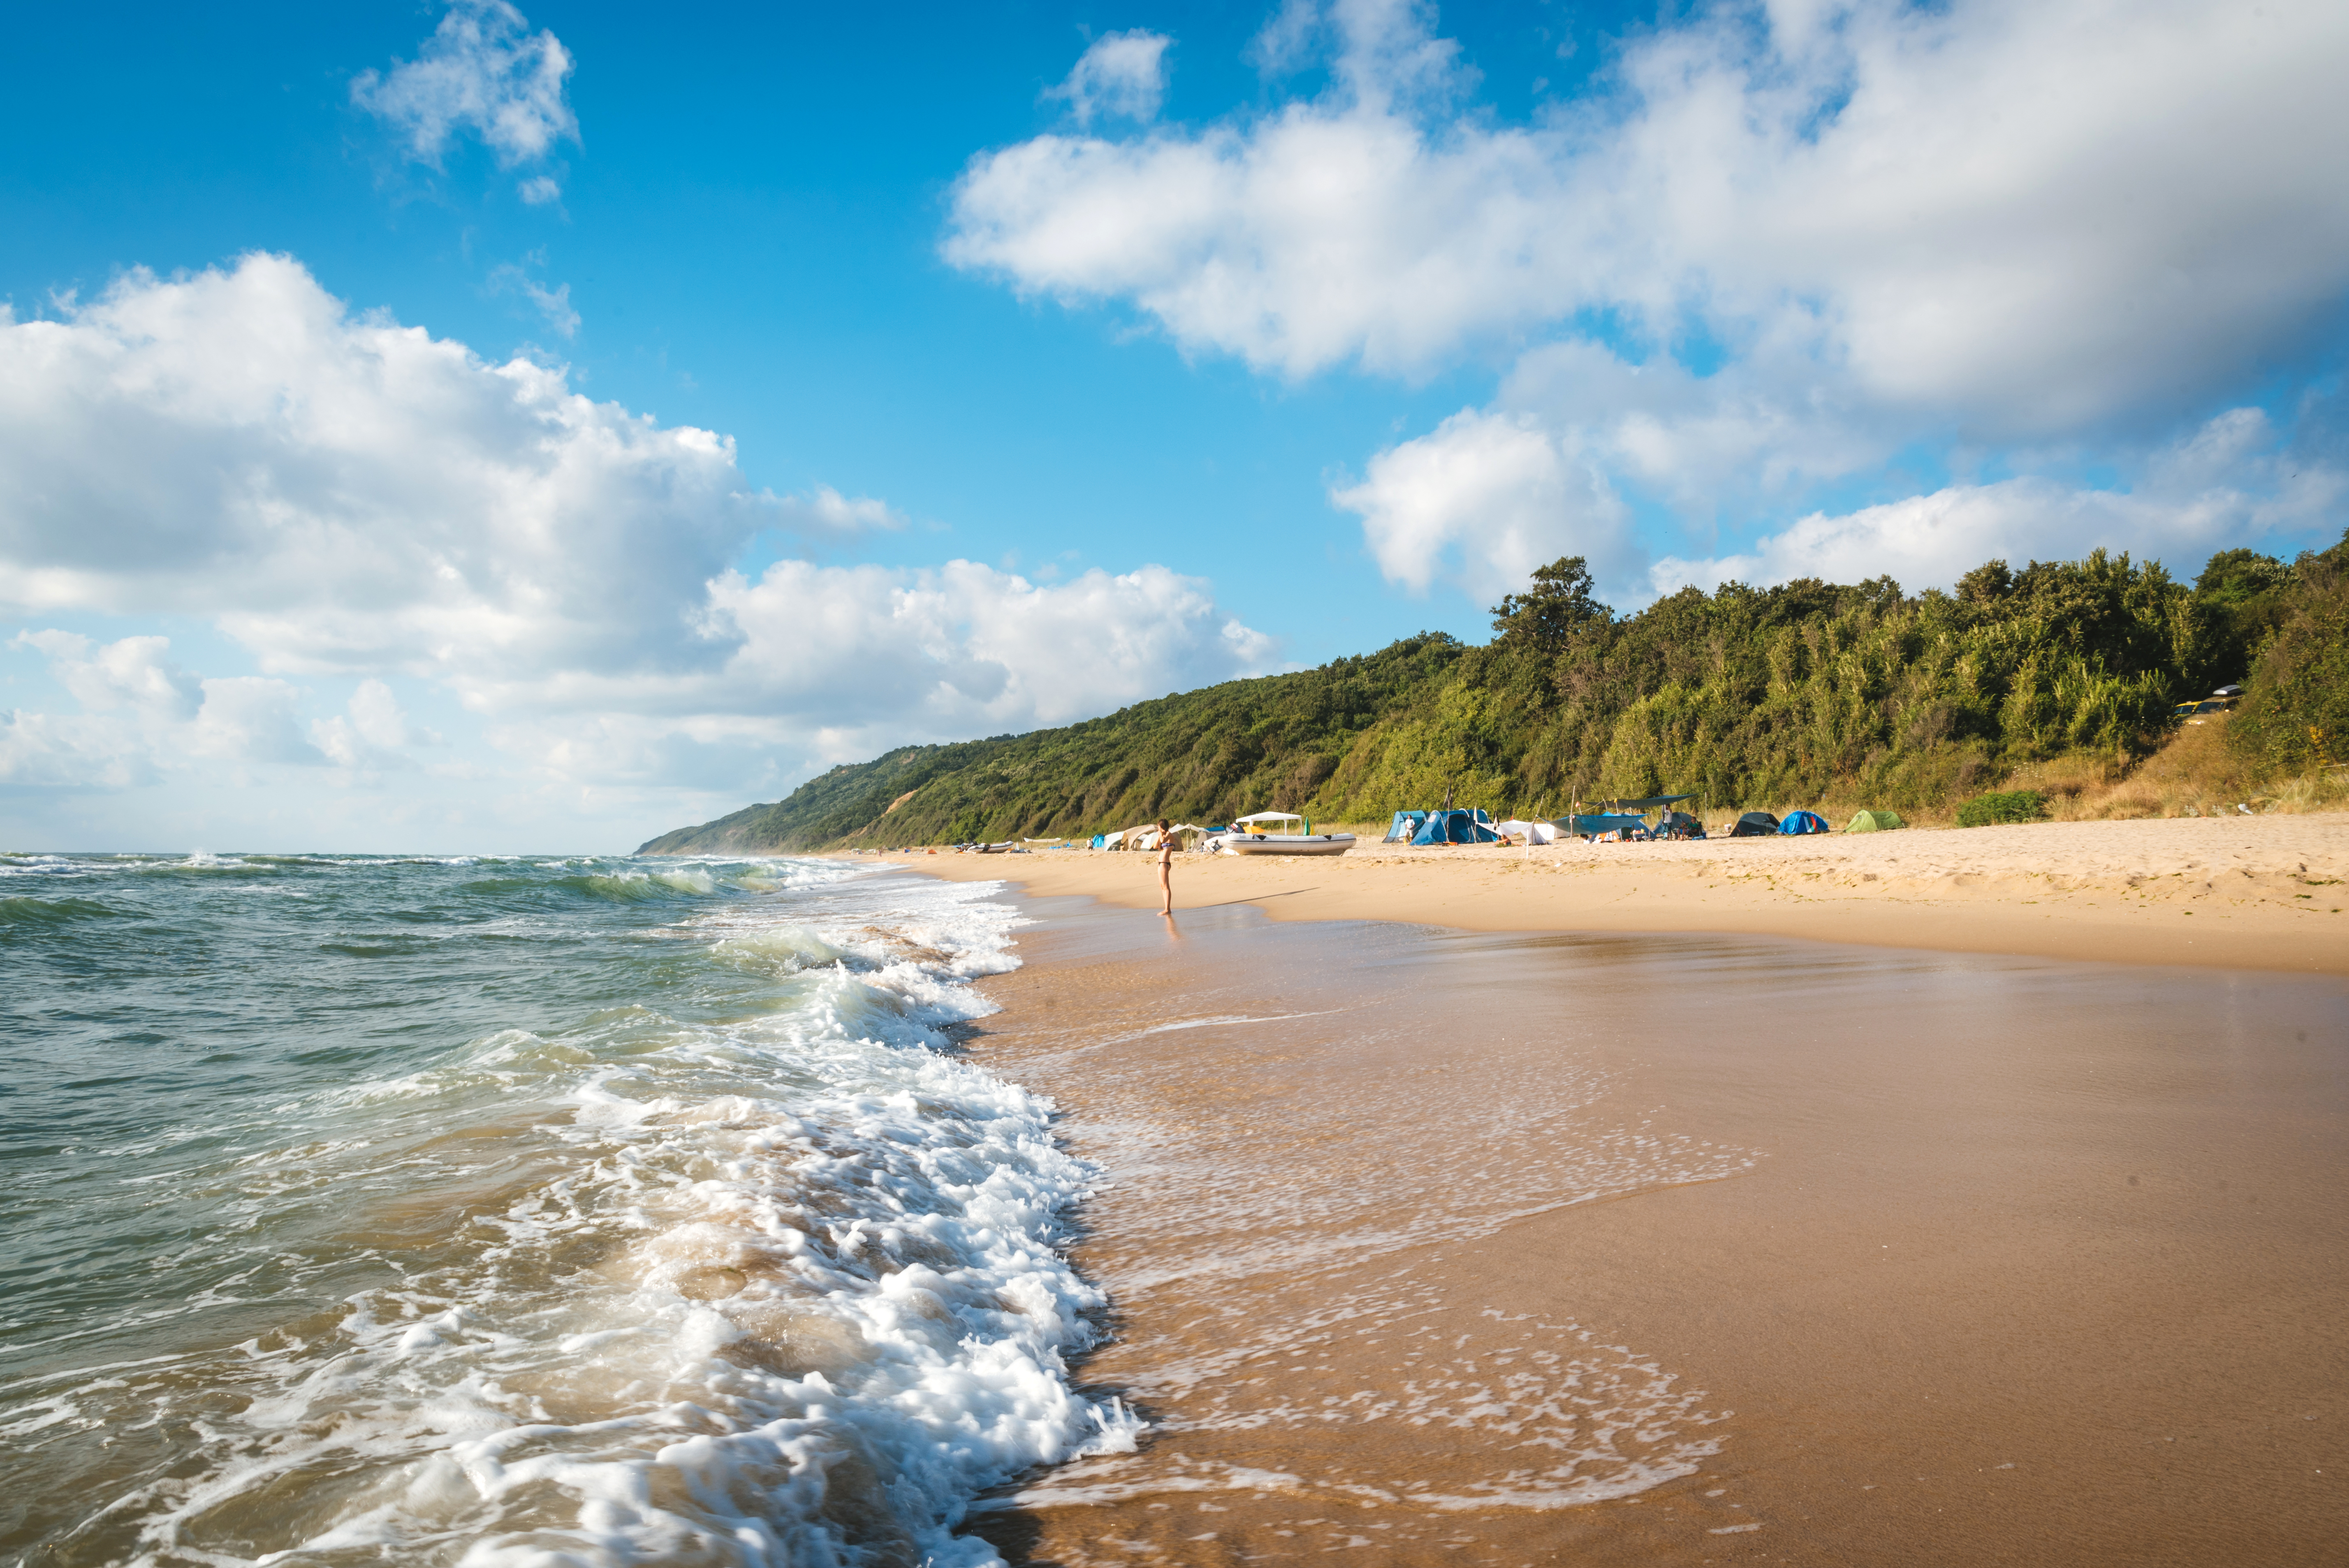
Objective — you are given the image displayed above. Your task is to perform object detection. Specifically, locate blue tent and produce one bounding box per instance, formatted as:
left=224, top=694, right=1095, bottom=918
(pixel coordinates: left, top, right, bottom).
left=1385, top=810, right=1429, bottom=842
left=1779, top=809, right=1830, bottom=835
left=1410, top=808, right=1501, bottom=845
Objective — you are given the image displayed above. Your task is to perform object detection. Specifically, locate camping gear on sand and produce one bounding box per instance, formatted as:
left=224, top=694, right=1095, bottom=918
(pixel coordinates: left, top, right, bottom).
left=1385, top=810, right=1429, bottom=842
left=1124, top=823, right=1210, bottom=851
left=1561, top=813, right=1648, bottom=839
left=1844, top=810, right=1904, bottom=833
left=1779, top=810, right=1829, bottom=835
left=1408, top=808, right=1501, bottom=845
left=1729, top=811, right=1780, bottom=837
left=1493, top=818, right=1559, bottom=844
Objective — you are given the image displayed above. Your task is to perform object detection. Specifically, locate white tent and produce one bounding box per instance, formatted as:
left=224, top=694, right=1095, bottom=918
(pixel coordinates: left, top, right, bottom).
left=1493, top=818, right=1559, bottom=844
left=1125, top=823, right=1209, bottom=850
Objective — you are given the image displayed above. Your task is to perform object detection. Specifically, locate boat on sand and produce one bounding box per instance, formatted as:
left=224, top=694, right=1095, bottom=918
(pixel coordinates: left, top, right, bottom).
left=1210, top=811, right=1356, bottom=856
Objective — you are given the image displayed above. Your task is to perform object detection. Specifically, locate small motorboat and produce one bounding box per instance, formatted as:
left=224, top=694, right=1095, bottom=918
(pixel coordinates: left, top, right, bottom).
left=1209, top=811, right=1355, bottom=856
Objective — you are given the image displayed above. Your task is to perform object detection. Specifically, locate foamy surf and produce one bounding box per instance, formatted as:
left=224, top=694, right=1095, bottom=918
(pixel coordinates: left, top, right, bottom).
left=0, top=853, right=1134, bottom=1566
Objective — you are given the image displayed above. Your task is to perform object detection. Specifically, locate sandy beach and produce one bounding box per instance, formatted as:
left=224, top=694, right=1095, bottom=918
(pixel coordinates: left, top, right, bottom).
left=901, top=813, right=2349, bottom=975
left=873, top=820, right=2349, bottom=1564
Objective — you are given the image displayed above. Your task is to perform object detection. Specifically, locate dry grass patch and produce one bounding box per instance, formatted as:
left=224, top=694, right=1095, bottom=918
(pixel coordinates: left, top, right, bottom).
left=2021, top=715, right=2348, bottom=820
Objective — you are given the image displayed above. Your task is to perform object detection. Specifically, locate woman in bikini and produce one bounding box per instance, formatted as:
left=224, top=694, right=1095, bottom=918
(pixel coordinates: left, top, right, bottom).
left=1154, top=817, right=1175, bottom=916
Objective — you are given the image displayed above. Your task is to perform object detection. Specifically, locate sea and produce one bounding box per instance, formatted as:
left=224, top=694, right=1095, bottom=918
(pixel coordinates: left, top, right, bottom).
left=0, top=852, right=1136, bottom=1568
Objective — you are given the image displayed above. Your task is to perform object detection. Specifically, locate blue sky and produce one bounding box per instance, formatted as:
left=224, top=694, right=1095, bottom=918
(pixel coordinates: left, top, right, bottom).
left=5, top=0, right=2347, bottom=851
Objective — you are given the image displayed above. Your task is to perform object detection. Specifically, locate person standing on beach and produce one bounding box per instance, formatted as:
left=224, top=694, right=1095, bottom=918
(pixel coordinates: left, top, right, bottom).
left=1155, top=817, right=1175, bottom=915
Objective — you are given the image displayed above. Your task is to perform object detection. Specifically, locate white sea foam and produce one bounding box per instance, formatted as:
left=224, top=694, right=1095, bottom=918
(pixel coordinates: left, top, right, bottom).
left=18, top=861, right=1128, bottom=1566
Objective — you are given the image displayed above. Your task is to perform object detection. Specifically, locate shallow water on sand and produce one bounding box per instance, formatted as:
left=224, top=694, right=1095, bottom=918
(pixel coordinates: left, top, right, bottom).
left=0, top=853, right=1133, bottom=1567
left=952, top=904, right=1766, bottom=1557
left=954, top=898, right=2349, bottom=1567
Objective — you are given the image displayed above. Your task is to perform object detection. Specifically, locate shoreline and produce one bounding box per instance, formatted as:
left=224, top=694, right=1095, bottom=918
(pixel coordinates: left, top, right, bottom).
left=880, top=812, right=2349, bottom=974
left=931, top=873, right=2349, bottom=1566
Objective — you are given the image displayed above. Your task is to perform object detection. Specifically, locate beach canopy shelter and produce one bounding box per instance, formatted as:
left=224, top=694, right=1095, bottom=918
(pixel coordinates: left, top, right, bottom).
left=1845, top=810, right=1904, bottom=833
left=1606, top=794, right=1696, bottom=812
left=1124, top=823, right=1210, bottom=850
left=1561, top=813, right=1649, bottom=838
left=1410, top=809, right=1501, bottom=845
left=1385, top=810, right=1429, bottom=842
left=1780, top=810, right=1830, bottom=835
left=1098, top=829, right=1126, bottom=849
left=1493, top=818, right=1559, bottom=844
left=1729, top=811, right=1780, bottom=837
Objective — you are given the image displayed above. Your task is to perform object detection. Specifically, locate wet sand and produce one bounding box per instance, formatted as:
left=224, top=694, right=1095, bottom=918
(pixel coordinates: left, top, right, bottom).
left=943, top=888, right=2349, bottom=1566
left=901, top=813, right=2349, bottom=975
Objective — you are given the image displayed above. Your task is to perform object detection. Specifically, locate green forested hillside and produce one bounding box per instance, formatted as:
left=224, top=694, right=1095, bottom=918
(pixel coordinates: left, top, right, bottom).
left=637, top=635, right=1465, bottom=852
left=638, top=536, right=2347, bottom=853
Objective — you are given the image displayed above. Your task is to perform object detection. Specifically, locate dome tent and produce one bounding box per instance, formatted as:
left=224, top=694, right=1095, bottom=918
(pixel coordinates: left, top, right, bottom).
left=1410, top=808, right=1501, bottom=845
left=1780, top=810, right=1830, bottom=835
left=1728, top=811, right=1780, bottom=838
left=1845, top=810, right=1904, bottom=833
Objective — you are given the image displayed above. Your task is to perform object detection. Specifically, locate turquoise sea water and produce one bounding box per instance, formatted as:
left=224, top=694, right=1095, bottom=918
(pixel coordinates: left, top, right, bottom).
left=0, top=852, right=1132, bottom=1567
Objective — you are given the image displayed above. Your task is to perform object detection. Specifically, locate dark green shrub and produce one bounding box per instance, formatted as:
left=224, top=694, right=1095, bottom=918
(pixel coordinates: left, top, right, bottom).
left=1956, top=790, right=2048, bottom=827
left=2229, top=551, right=2348, bottom=775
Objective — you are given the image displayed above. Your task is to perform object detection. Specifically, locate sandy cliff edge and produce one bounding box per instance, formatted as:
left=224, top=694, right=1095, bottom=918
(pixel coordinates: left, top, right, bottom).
left=882, top=813, right=2349, bottom=974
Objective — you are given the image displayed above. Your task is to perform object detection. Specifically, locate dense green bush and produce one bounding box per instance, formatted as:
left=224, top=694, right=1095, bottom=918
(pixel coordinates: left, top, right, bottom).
left=1315, top=547, right=2206, bottom=822
left=1955, top=790, right=2049, bottom=827
left=2229, top=541, right=2349, bottom=775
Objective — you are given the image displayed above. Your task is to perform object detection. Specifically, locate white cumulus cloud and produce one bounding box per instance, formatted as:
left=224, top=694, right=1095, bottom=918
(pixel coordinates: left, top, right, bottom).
left=771, top=486, right=908, bottom=537
left=0, top=255, right=1276, bottom=828
left=1647, top=410, right=2349, bottom=596
left=951, top=0, right=2349, bottom=430
left=1331, top=408, right=1633, bottom=605
left=353, top=0, right=579, bottom=169
left=2, top=632, right=326, bottom=789
left=952, top=0, right=2349, bottom=604
left=1047, top=31, right=1173, bottom=126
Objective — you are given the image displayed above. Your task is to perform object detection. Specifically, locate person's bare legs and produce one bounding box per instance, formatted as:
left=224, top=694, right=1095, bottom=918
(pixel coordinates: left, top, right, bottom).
left=1158, top=859, right=1172, bottom=915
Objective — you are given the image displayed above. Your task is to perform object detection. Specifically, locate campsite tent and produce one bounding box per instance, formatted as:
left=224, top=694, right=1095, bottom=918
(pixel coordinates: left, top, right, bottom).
left=1729, top=811, right=1780, bottom=837
left=1385, top=810, right=1429, bottom=842
left=1410, top=809, right=1501, bottom=845
left=1562, top=813, right=1649, bottom=838
left=1493, top=818, right=1559, bottom=844
left=1780, top=810, right=1830, bottom=835
left=1845, top=810, right=1904, bottom=833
